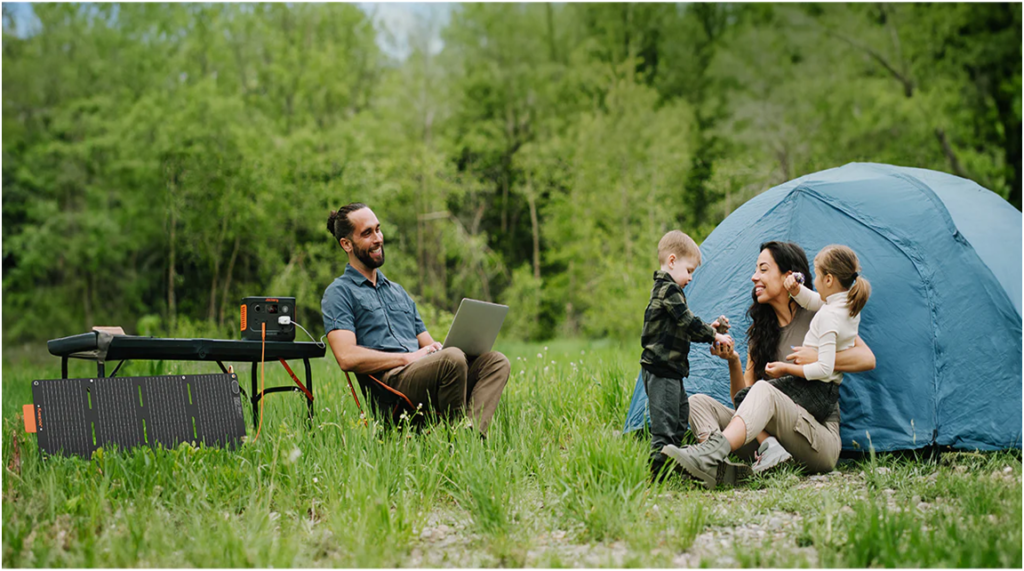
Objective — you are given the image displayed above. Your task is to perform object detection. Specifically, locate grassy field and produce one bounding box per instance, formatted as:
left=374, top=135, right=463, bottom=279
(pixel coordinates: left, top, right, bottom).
left=2, top=339, right=1021, bottom=567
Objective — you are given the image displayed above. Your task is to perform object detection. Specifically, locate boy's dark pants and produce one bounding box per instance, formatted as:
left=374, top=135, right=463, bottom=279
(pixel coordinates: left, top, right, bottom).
left=642, top=368, right=689, bottom=473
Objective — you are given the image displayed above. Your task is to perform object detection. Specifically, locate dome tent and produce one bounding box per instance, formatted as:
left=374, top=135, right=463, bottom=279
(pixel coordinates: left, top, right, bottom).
left=624, top=163, right=1022, bottom=452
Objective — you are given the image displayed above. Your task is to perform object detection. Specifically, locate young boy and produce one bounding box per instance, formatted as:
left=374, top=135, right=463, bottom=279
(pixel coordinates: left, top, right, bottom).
left=641, top=230, right=733, bottom=480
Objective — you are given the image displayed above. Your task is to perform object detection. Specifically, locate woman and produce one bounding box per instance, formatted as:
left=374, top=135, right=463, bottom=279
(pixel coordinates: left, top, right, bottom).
left=665, top=241, right=876, bottom=487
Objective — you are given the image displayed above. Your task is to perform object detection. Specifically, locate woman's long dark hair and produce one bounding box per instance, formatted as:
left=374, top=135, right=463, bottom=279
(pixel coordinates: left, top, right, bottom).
left=746, top=241, right=813, bottom=381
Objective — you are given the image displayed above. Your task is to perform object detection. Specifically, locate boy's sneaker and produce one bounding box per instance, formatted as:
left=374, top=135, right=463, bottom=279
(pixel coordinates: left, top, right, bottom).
left=752, top=436, right=792, bottom=473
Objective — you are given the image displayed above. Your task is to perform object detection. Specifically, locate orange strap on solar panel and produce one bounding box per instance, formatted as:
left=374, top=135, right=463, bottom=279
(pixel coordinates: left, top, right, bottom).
left=23, top=404, right=37, bottom=433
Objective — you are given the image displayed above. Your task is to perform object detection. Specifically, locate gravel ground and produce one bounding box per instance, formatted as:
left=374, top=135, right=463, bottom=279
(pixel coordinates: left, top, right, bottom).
left=401, top=461, right=1021, bottom=568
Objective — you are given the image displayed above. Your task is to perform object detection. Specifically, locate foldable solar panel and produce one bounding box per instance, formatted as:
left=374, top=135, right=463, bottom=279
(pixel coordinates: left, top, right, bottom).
left=29, top=373, right=245, bottom=458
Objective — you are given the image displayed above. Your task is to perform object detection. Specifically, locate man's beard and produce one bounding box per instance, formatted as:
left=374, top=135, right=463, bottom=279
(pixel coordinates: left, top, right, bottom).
left=354, top=242, right=385, bottom=269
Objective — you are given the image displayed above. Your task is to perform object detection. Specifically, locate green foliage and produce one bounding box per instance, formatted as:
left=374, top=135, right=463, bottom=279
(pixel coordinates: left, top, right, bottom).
left=3, top=340, right=1020, bottom=566
left=2, top=3, right=1020, bottom=344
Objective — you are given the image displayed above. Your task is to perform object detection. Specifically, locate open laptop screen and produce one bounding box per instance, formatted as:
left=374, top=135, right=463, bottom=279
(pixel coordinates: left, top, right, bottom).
left=441, top=299, right=509, bottom=356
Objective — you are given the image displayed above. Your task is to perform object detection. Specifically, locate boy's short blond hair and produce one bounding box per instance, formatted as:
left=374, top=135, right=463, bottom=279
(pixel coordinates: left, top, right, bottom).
left=658, top=230, right=701, bottom=266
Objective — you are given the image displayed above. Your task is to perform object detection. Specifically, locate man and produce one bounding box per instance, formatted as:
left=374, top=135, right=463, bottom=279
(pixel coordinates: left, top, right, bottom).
left=321, top=203, right=510, bottom=437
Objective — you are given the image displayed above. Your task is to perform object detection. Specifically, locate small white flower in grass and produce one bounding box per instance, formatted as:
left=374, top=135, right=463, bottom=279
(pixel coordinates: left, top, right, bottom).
left=287, top=447, right=302, bottom=463
left=581, top=350, right=586, bottom=355
left=313, top=477, right=319, bottom=484
left=516, top=356, right=521, bottom=361
left=544, top=366, right=549, bottom=372
left=551, top=360, right=556, bottom=365
left=537, top=353, right=543, bottom=358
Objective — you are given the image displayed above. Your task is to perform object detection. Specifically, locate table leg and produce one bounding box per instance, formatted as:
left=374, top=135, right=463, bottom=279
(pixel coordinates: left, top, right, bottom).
left=304, top=358, right=314, bottom=423
left=108, top=360, right=126, bottom=378
left=250, top=362, right=259, bottom=430
left=97, top=362, right=105, bottom=378
left=62, top=357, right=68, bottom=379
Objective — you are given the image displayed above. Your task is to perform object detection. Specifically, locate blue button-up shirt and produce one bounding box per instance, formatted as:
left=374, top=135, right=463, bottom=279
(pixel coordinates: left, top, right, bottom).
left=321, top=264, right=427, bottom=353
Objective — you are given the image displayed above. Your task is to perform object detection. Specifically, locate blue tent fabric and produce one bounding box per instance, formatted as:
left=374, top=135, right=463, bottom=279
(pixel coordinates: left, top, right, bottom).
left=622, top=370, right=648, bottom=434
left=623, top=163, right=1022, bottom=452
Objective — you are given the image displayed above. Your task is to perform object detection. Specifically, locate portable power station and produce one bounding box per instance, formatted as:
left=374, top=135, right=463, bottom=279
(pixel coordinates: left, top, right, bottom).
left=241, top=296, right=296, bottom=341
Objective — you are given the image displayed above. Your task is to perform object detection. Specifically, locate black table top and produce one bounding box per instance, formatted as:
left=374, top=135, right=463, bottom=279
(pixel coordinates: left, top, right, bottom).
left=48, top=332, right=326, bottom=362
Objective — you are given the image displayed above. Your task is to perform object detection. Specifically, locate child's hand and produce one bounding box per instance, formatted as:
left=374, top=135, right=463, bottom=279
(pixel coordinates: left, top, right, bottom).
left=785, top=345, right=819, bottom=365
left=711, top=315, right=730, bottom=334
left=783, top=274, right=802, bottom=297
left=765, top=361, right=788, bottom=378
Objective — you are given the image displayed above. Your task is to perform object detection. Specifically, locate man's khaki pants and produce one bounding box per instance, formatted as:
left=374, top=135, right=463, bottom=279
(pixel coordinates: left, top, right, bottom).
left=382, top=347, right=509, bottom=436
left=689, top=381, right=841, bottom=473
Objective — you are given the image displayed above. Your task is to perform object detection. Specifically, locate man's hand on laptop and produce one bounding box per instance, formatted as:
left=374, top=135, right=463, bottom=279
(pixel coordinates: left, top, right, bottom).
left=406, top=342, right=444, bottom=365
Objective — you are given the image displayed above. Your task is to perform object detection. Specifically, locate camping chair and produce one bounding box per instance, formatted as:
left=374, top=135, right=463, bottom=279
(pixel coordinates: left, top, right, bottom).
left=342, top=370, right=417, bottom=426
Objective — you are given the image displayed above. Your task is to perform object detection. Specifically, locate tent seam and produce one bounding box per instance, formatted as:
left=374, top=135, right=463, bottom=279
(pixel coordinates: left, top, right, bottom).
left=787, top=184, right=942, bottom=447
left=868, top=167, right=1023, bottom=447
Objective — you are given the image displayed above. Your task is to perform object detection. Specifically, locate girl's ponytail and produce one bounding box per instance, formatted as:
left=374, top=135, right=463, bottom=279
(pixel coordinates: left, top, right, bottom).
left=815, top=244, right=871, bottom=317
left=847, top=274, right=871, bottom=317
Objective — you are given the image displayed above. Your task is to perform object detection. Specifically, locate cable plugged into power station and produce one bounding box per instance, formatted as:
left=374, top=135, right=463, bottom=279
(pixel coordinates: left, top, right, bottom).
left=278, top=316, right=324, bottom=349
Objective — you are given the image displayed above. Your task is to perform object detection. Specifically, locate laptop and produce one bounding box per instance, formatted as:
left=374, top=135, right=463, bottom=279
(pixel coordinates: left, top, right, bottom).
left=442, top=299, right=509, bottom=356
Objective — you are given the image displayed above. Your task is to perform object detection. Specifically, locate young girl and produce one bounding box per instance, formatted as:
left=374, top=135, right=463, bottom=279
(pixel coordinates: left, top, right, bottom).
left=760, top=244, right=872, bottom=423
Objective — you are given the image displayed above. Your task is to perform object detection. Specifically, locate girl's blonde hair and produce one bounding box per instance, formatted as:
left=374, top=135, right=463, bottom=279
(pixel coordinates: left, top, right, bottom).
left=815, top=244, right=871, bottom=317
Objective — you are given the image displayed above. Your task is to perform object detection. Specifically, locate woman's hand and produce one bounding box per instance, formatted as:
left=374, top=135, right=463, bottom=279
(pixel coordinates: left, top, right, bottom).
left=710, top=337, right=739, bottom=362
left=764, top=361, right=791, bottom=378
left=784, top=345, right=818, bottom=365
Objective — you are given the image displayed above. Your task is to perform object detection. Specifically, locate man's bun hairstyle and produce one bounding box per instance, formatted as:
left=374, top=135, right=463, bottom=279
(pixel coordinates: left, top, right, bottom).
left=327, top=203, right=368, bottom=243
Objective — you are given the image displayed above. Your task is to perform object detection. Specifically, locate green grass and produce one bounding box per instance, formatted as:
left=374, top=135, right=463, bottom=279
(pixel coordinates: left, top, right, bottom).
left=3, top=339, right=1021, bottom=567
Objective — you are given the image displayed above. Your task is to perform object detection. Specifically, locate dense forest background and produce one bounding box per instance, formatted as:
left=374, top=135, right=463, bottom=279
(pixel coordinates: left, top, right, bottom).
left=3, top=3, right=1021, bottom=345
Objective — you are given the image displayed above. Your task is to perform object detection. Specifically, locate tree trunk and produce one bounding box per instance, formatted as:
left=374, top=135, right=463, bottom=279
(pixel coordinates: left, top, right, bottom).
left=208, top=264, right=220, bottom=324
left=501, top=163, right=510, bottom=235
left=934, top=128, right=969, bottom=180
left=620, top=160, right=632, bottom=262
left=648, top=164, right=657, bottom=245
left=168, top=209, right=177, bottom=334
left=83, top=274, right=93, bottom=330
left=417, top=203, right=425, bottom=298
left=218, top=235, right=240, bottom=329
left=479, top=265, right=491, bottom=302
left=995, top=98, right=1022, bottom=209
left=546, top=3, right=559, bottom=63
left=208, top=216, right=228, bottom=322
left=526, top=179, right=541, bottom=280
left=566, top=260, right=577, bottom=336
